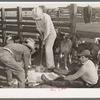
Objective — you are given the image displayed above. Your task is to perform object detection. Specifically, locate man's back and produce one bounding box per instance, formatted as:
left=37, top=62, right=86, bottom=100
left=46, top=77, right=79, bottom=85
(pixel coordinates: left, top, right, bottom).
left=5, top=43, right=30, bottom=62
left=81, top=60, right=98, bottom=84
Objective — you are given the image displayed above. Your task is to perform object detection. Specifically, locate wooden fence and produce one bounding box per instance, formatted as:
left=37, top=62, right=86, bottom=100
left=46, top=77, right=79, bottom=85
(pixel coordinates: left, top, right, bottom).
left=0, top=4, right=77, bottom=46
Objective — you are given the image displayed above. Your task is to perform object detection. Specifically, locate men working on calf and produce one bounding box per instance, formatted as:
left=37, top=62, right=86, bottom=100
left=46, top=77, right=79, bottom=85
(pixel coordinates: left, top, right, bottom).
left=0, top=38, right=35, bottom=88
left=32, top=7, right=57, bottom=72
left=41, top=50, right=99, bottom=88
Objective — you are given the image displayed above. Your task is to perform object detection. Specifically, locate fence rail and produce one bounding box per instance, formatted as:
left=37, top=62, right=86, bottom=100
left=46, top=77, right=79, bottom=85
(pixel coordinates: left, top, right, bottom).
left=0, top=4, right=77, bottom=46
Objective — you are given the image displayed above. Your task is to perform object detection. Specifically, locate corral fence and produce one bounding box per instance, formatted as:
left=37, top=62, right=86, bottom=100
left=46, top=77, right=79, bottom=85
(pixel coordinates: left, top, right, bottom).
left=0, top=4, right=77, bottom=46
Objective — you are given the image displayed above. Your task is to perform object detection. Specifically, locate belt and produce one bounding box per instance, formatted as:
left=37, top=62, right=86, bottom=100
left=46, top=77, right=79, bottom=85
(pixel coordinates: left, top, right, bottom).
left=3, top=47, right=13, bottom=55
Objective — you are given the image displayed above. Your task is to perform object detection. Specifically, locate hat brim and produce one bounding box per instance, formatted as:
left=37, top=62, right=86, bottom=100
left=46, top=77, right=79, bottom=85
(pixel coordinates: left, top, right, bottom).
left=25, top=44, right=35, bottom=54
left=32, top=11, right=41, bottom=20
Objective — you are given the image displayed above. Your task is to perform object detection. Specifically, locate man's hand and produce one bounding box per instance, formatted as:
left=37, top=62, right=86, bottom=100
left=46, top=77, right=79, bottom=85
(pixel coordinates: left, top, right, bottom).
left=39, top=32, right=44, bottom=41
left=59, top=74, right=66, bottom=79
left=42, top=40, right=45, bottom=45
left=63, top=77, right=68, bottom=80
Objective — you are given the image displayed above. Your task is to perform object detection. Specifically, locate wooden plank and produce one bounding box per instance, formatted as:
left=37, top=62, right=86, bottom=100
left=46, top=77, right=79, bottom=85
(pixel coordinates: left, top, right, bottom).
left=5, top=8, right=17, bottom=11
left=59, top=28, right=71, bottom=33
left=22, top=27, right=39, bottom=33
left=3, top=21, right=17, bottom=24
left=5, top=16, right=17, bottom=20
left=52, top=17, right=70, bottom=21
left=17, top=6, right=24, bottom=43
left=22, top=17, right=33, bottom=20
left=53, top=22, right=71, bottom=27
left=0, top=25, right=38, bottom=33
left=77, top=30, right=100, bottom=38
left=70, top=4, right=77, bottom=34
left=22, top=8, right=34, bottom=11
left=22, top=16, right=70, bottom=22
left=1, top=21, right=36, bottom=25
left=5, top=31, right=39, bottom=37
left=1, top=8, right=6, bottom=45
left=21, top=21, right=36, bottom=25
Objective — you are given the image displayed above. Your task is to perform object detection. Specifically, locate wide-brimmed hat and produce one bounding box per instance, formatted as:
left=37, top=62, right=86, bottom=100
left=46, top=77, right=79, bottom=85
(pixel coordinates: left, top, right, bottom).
left=78, top=50, right=91, bottom=57
left=25, top=38, right=35, bottom=53
left=32, top=7, right=43, bottom=20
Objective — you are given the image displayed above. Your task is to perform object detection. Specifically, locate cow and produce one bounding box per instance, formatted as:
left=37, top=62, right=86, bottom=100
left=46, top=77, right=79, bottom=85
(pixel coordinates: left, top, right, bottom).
left=53, top=29, right=80, bottom=71
left=75, top=42, right=100, bottom=69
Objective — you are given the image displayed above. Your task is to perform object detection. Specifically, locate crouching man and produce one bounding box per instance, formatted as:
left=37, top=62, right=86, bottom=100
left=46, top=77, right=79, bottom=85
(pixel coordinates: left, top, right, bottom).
left=41, top=50, right=99, bottom=88
left=0, top=38, right=35, bottom=88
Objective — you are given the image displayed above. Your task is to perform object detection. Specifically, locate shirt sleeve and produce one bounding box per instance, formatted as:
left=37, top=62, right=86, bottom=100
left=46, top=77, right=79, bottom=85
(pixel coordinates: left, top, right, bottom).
left=23, top=51, right=30, bottom=75
left=65, top=65, right=86, bottom=81
left=44, top=15, right=51, bottom=40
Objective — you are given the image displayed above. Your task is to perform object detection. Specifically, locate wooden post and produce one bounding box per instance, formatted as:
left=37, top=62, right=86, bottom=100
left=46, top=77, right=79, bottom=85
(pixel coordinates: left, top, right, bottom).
left=17, top=7, right=23, bottom=43
left=70, top=4, right=77, bottom=35
left=1, top=8, right=6, bottom=46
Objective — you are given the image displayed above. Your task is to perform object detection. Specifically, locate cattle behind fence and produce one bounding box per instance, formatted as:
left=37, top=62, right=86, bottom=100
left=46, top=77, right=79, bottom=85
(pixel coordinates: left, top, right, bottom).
left=0, top=4, right=77, bottom=46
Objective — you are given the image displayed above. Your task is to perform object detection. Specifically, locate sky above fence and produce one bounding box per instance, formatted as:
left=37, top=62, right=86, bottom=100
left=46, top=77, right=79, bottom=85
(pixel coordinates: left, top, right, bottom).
left=0, top=2, right=100, bottom=8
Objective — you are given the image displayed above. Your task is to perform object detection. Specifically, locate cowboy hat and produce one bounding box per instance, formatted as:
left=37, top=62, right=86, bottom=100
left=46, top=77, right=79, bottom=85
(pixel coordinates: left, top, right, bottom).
left=32, top=7, right=43, bottom=20
left=25, top=38, right=35, bottom=53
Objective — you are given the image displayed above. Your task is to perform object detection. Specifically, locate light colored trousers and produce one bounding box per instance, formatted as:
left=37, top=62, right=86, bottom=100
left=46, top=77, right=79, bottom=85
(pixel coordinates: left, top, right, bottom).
left=45, top=33, right=56, bottom=68
left=0, top=49, right=25, bottom=88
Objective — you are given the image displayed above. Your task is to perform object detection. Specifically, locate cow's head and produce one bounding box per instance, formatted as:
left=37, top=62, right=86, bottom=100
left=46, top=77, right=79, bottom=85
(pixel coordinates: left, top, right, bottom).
left=70, top=34, right=80, bottom=50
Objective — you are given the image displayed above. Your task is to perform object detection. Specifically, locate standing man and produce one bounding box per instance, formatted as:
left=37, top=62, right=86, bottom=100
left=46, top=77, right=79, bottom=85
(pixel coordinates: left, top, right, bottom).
left=32, top=7, right=57, bottom=71
left=41, top=50, right=99, bottom=88
left=0, top=38, right=35, bottom=88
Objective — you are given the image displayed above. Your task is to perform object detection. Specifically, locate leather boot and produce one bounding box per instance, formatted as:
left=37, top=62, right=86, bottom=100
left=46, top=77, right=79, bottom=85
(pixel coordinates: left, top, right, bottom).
left=41, top=74, right=68, bottom=87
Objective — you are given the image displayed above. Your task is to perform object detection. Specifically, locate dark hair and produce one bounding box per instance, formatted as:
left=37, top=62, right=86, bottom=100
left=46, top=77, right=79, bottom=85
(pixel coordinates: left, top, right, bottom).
left=84, top=55, right=91, bottom=59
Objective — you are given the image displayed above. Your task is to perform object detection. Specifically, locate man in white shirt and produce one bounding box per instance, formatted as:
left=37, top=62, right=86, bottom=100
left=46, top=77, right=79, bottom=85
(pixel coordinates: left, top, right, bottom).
left=32, top=7, right=57, bottom=71
left=41, top=50, right=99, bottom=88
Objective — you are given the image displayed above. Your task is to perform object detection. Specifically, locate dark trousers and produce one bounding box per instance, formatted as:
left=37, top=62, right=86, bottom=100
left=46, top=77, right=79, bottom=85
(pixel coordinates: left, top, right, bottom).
left=46, top=69, right=96, bottom=88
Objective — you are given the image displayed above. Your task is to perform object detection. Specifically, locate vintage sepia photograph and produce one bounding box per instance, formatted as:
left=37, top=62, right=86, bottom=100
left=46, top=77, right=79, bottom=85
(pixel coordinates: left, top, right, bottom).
left=0, top=1, right=100, bottom=98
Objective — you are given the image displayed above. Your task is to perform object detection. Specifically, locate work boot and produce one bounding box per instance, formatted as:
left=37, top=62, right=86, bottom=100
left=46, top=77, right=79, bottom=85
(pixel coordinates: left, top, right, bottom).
left=41, top=74, right=68, bottom=87
left=8, top=79, right=18, bottom=88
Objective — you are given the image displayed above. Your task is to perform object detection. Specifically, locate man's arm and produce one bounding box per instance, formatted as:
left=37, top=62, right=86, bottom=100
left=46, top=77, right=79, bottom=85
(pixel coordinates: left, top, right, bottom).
left=64, top=66, right=86, bottom=81
left=44, top=15, right=51, bottom=40
left=23, top=51, right=31, bottom=78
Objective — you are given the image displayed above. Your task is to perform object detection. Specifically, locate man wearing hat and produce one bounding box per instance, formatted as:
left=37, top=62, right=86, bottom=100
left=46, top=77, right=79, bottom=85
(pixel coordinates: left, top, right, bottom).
left=41, top=50, right=99, bottom=88
left=0, top=38, right=35, bottom=88
left=32, top=7, right=57, bottom=71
